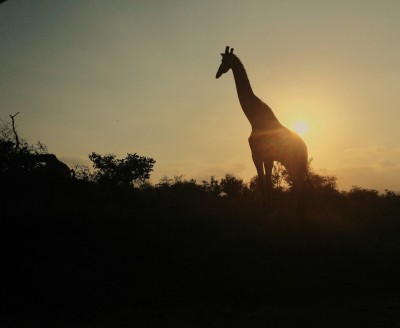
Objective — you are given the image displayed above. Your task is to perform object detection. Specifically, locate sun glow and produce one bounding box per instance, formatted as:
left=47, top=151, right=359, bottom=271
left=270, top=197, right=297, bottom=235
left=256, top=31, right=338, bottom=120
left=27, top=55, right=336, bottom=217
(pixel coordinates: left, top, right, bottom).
left=292, top=120, right=309, bottom=136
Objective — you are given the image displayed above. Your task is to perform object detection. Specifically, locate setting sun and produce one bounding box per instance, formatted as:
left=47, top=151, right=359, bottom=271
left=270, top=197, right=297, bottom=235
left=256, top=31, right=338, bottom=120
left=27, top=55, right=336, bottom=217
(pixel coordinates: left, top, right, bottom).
left=292, top=120, right=309, bottom=136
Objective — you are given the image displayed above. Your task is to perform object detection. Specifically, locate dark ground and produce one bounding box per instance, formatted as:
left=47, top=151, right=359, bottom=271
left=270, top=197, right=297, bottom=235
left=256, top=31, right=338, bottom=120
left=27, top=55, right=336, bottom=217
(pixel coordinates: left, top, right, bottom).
left=2, top=181, right=400, bottom=327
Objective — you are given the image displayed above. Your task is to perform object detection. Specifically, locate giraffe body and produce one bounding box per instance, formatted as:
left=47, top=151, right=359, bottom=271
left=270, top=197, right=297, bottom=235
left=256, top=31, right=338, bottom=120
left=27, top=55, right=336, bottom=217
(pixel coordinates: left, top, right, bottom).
left=216, top=46, right=308, bottom=206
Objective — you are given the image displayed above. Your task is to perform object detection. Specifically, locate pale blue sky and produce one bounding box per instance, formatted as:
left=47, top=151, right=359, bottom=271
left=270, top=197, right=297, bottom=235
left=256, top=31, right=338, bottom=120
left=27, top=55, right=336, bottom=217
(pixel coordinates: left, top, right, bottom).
left=1, top=0, right=400, bottom=190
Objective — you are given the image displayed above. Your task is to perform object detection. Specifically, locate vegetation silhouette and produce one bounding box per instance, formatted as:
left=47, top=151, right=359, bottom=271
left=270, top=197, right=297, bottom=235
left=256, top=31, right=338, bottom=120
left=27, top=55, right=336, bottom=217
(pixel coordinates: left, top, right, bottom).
left=216, top=46, right=308, bottom=211
left=1, top=119, right=400, bottom=326
left=87, top=152, right=155, bottom=188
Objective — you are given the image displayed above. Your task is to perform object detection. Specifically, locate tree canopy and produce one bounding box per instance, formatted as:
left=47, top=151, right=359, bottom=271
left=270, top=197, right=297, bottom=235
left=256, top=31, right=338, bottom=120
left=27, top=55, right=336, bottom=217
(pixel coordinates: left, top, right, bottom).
left=89, top=152, right=155, bottom=188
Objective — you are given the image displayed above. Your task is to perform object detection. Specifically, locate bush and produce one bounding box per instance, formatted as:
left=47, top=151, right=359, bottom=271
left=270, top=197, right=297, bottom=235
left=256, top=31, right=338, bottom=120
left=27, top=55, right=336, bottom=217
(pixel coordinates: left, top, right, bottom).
left=89, top=152, right=155, bottom=188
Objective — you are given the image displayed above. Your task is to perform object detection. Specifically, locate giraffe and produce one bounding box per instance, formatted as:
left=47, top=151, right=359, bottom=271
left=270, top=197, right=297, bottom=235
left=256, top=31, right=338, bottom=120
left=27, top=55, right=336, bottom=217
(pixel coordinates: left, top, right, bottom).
left=215, top=46, right=308, bottom=209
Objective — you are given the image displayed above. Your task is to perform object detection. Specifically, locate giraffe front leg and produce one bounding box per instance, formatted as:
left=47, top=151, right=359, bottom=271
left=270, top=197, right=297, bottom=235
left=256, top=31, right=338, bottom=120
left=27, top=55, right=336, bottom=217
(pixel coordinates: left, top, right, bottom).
left=263, top=160, right=273, bottom=206
left=252, top=157, right=268, bottom=211
left=256, top=165, right=266, bottom=199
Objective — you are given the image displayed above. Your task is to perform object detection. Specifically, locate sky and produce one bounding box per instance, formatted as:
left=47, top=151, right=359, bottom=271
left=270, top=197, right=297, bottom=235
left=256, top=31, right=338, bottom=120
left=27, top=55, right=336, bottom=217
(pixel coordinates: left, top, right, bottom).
left=1, top=0, right=400, bottom=191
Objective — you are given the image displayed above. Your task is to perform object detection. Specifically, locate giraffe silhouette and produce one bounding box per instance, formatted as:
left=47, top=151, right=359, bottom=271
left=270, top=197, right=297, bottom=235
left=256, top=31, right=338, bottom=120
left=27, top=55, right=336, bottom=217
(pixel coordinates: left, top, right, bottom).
left=216, top=46, right=308, bottom=210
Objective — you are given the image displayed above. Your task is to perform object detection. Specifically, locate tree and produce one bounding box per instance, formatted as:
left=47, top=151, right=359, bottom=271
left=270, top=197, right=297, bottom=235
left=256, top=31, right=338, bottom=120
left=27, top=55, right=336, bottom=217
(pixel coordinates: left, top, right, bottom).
left=304, top=159, right=338, bottom=194
left=271, top=161, right=290, bottom=191
left=347, top=186, right=379, bottom=201
left=274, top=158, right=338, bottom=194
left=71, top=164, right=94, bottom=182
left=1, top=115, right=68, bottom=183
left=202, top=176, right=222, bottom=195
left=89, top=152, right=155, bottom=188
left=220, top=173, right=245, bottom=198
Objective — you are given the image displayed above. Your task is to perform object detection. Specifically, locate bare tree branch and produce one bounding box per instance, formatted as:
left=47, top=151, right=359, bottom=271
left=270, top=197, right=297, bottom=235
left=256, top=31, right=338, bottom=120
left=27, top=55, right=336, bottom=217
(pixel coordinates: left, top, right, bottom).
left=9, top=112, right=20, bottom=151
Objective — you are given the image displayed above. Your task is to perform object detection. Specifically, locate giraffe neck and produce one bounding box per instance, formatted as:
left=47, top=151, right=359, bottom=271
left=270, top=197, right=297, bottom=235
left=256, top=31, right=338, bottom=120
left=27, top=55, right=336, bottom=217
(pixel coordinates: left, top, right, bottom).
left=230, top=55, right=279, bottom=129
left=231, top=56, right=260, bottom=123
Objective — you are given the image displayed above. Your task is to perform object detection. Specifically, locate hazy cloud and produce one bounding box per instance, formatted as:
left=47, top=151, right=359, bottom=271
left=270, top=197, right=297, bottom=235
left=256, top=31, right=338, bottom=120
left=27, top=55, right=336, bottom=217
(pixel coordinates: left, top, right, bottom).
left=333, top=164, right=400, bottom=192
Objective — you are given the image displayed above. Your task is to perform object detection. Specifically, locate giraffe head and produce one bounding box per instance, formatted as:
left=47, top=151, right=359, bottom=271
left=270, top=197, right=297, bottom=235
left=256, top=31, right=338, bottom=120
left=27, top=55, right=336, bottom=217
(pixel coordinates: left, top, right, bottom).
left=216, top=46, right=235, bottom=79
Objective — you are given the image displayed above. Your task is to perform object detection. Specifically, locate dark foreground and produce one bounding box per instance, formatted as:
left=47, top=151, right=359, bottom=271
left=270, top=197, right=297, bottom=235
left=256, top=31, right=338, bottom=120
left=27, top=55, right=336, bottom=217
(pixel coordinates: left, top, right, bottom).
left=6, top=296, right=400, bottom=328
left=2, top=181, right=400, bottom=327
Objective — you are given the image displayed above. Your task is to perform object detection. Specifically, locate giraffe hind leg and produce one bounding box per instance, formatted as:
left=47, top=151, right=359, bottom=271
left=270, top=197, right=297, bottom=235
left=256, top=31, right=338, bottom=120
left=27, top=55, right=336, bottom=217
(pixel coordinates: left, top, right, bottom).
left=287, top=163, right=307, bottom=218
left=256, top=160, right=274, bottom=214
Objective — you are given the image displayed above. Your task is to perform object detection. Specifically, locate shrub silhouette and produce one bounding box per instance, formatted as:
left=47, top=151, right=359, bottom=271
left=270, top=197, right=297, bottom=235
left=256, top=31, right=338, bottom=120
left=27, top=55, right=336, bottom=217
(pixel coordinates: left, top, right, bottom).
left=347, top=185, right=380, bottom=201
left=3, top=119, right=400, bottom=327
left=0, top=118, right=68, bottom=188
left=89, top=152, right=155, bottom=188
left=220, top=173, right=245, bottom=198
